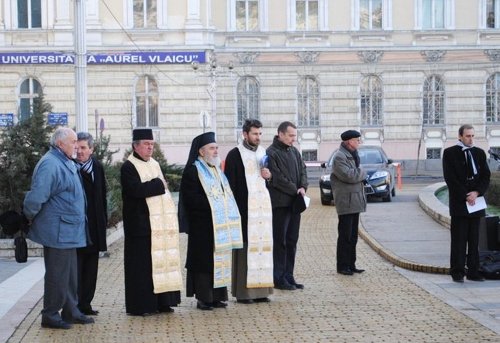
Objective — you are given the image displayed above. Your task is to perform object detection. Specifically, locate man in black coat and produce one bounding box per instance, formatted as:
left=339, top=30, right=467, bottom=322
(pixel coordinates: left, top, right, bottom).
left=442, top=124, right=490, bottom=283
left=76, top=132, right=108, bottom=315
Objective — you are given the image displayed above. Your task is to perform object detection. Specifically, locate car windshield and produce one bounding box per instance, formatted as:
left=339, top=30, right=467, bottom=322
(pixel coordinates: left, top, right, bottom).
left=359, top=149, right=383, bottom=164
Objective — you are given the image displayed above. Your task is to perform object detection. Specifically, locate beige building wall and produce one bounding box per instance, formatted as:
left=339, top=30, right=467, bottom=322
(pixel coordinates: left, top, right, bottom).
left=0, top=0, right=499, bottom=170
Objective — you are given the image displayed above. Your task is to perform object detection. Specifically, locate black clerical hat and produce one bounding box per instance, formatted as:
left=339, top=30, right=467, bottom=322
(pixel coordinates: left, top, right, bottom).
left=132, top=128, right=154, bottom=141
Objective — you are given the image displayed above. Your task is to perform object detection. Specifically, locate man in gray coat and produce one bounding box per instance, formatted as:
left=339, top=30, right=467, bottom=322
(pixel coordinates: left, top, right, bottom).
left=331, top=130, right=367, bottom=276
left=24, top=128, right=94, bottom=329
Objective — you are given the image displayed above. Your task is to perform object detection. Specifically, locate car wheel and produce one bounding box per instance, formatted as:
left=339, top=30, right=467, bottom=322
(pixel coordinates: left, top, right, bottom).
left=321, top=196, right=331, bottom=206
left=383, top=189, right=392, bottom=202
left=391, top=186, right=396, bottom=197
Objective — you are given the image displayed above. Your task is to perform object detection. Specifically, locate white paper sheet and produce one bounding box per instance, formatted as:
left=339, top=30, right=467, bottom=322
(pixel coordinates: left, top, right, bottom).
left=466, top=196, right=487, bottom=213
left=303, top=195, right=311, bottom=208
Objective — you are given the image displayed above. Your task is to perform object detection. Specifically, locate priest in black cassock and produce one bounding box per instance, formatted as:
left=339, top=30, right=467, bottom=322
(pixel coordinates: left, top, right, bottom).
left=121, top=128, right=182, bottom=316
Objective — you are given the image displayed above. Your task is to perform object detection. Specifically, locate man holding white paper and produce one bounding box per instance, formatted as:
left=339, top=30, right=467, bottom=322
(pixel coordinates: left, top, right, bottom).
left=443, top=124, right=491, bottom=283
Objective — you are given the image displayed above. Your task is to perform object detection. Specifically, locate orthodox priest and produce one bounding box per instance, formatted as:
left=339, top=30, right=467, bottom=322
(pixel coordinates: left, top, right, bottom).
left=224, top=119, right=274, bottom=304
left=121, top=128, right=182, bottom=316
left=178, top=132, right=243, bottom=311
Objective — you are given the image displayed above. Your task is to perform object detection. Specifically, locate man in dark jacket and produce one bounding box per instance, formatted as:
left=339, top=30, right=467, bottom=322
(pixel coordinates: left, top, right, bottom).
left=76, top=132, right=108, bottom=315
left=443, top=124, right=490, bottom=283
left=266, top=121, right=308, bottom=290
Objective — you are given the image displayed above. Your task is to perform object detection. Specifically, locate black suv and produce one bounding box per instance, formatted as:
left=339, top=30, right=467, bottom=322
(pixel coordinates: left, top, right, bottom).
left=319, top=145, right=396, bottom=205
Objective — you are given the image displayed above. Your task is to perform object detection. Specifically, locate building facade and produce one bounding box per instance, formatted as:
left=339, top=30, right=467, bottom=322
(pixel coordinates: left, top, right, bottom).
left=1, top=0, right=500, bottom=171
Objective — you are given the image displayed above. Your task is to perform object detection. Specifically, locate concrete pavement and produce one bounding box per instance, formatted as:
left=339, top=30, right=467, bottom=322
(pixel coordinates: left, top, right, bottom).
left=1, top=183, right=500, bottom=342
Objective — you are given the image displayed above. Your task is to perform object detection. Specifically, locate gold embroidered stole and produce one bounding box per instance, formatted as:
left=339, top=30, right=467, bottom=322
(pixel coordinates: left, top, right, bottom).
left=194, top=158, right=243, bottom=288
left=237, top=144, right=274, bottom=288
left=127, top=154, right=183, bottom=293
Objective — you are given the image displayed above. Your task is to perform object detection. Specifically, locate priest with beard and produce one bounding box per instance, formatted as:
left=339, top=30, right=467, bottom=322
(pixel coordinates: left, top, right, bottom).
left=121, top=128, right=183, bottom=316
left=224, top=119, right=274, bottom=304
left=178, top=132, right=243, bottom=310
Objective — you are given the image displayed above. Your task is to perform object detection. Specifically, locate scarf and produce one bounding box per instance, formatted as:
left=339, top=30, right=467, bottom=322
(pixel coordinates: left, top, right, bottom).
left=341, top=142, right=360, bottom=167
left=456, top=140, right=477, bottom=179
left=79, top=158, right=94, bottom=181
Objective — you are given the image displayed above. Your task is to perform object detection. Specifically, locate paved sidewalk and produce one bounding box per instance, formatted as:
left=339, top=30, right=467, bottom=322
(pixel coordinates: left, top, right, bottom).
left=2, top=185, right=500, bottom=342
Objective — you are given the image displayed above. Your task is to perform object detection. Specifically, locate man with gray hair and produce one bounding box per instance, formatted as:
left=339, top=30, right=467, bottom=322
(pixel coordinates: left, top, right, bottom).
left=76, top=132, right=108, bottom=315
left=24, top=127, right=94, bottom=329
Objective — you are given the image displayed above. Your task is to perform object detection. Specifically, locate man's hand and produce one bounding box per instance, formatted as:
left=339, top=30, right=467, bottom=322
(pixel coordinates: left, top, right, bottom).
left=297, top=187, right=306, bottom=196
left=261, top=168, right=271, bottom=180
left=466, top=191, right=479, bottom=206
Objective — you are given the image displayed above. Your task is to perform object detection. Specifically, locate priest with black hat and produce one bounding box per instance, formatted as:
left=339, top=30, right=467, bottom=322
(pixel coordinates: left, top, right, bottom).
left=120, top=128, right=182, bottom=316
left=178, top=132, right=243, bottom=310
left=331, top=130, right=367, bottom=276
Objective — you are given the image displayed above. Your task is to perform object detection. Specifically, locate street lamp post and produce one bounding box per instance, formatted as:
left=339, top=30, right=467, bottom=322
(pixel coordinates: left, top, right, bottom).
left=192, top=52, right=234, bottom=135
left=74, top=0, right=88, bottom=132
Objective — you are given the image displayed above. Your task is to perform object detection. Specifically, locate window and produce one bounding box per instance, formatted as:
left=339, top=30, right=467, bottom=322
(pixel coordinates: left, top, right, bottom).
left=302, top=150, right=318, bottom=161
left=134, top=0, right=157, bottom=28
left=236, top=0, right=259, bottom=31
left=416, top=0, right=454, bottom=30
left=135, top=75, right=158, bottom=127
left=360, top=0, right=382, bottom=30
left=486, top=73, right=500, bottom=123
left=296, top=0, right=318, bottom=30
left=237, top=76, right=260, bottom=126
left=426, top=148, right=441, bottom=159
left=486, top=0, right=499, bottom=28
left=18, top=78, right=42, bottom=122
left=423, top=75, right=445, bottom=125
left=17, top=0, right=41, bottom=28
left=297, top=76, right=320, bottom=127
left=360, top=75, right=383, bottom=126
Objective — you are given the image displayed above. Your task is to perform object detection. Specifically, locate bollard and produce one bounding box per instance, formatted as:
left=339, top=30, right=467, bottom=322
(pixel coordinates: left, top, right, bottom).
left=393, top=162, right=402, bottom=190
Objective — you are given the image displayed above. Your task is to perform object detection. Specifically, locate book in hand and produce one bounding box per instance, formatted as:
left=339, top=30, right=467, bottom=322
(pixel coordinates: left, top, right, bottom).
left=466, top=196, right=487, bottom=214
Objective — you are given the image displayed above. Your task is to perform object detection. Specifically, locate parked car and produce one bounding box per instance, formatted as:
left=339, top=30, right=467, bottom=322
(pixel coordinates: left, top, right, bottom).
left=319, top=145, right=397, bottom=205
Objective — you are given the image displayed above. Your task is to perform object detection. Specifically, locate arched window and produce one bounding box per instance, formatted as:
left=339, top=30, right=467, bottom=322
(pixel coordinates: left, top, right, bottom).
left=486, top=73, right=500, bottom=123
left=18, top=78, right=42, bottom=122
left=297, top=76, right=319, bottom=127
left=360, top=75, right=383, bottom=126
left=423, top=75, right=445, bottom=125
left=237, top=76, right=259, bottom=126
left=135, top=75, right=158, bottom=127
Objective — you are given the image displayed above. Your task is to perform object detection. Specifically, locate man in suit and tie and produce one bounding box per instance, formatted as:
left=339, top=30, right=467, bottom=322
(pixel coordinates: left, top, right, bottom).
left=443, top=124, right=491, bottom=283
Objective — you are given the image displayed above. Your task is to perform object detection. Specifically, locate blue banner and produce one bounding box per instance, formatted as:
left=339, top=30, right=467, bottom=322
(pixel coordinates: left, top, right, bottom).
left=0, top=113, right=14, bottom=127
left=0, top=51, right=206, bottom=65
left=48, top=112, right=68, bottom=126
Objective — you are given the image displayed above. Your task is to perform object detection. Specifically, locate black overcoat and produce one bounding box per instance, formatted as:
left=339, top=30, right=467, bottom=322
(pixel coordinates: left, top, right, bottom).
left=179, top=164, right=215, bottom=273
left=79, top=157, right=107, bottom=252
left=442, top=145, right=490, bottom=217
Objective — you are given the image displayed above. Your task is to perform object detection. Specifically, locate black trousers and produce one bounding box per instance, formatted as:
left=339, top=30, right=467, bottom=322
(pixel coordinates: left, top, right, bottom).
left=272, top=206, right=301, bottom=284
left=77, top=250, right=99, bottom=311
left=337, top=213, right=360, bottom=271
left=450, top=216, right=480, bottom=278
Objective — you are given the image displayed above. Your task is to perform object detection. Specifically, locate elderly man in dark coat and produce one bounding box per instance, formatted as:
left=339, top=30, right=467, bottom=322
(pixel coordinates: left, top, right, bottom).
left=121, top=128, right=182, bottom=316
left=179, top=132, right=242, bottom=310
left=75, top=132, right=108, bottom=316
left=331, top=130, right=367, bottom=276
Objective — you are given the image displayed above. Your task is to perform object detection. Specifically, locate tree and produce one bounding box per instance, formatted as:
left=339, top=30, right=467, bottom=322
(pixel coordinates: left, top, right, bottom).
left=0, top=93, right=54, bottom=213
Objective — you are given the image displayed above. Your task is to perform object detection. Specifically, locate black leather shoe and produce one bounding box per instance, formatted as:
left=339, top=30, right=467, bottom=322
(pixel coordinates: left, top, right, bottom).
left=466, top=275, right=485, bottom=282
left=338, top=268, right=354, bottom=276
left=274, top=282, right=297, bottom=290
left=352, top=268, right=365, bottom=273
left=197, top=301, right=213, bottom=311
left=452, top=276, right=464, bottom=283
left=80, top=308, right=99, bottom=316
left=41, top=320, right=72, bottom=330
left=254, top=297, right=271, bottom=303
left=293, top=282, right=304, bottom=289
left=237, top=299, right=254, bottom=304
left=211, top=301, right=227, bottom=308
left=159, top=306, right=174, bottom=313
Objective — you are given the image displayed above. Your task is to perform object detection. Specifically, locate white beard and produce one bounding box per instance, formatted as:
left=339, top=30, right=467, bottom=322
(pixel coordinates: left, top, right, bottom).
left=205, top=156, right=221, bottom=167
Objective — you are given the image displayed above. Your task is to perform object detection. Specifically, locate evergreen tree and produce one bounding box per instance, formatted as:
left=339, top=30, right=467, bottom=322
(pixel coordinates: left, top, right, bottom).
left=0, top=93, right=54, bottom=213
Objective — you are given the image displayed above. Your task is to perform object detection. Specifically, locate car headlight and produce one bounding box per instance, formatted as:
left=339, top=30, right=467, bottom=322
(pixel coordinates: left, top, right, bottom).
left=370, top=170, right=389, bottom=180
left=320, top=175, right=331, bottom=182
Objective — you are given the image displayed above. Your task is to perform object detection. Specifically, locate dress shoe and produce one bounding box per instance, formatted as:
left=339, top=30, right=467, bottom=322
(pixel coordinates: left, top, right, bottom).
left=337, top=268, right=354, bottom=276
left=274, top=281, right=297, bottom=290
left=352, top=268, right=365, bottom=273
left=254, top=297, right=271, bottom=303
left=64, top=315, right=95, bottom=324
left=159, top=306, right=175, bottom=313
left=41, top=320, right=72, bottom=330
left=287, top=277, right=304, bottom=289
left=196, top=301, right=213, bottom=311
left=211, top=301, right=228, bottom=308
left=452, top=275, right=464, bottom=283
left=80, top=308, right=99, bottom=316
left=466, top=275, right=485, bottom=282
left=237, top=299, right=254, bottom=304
